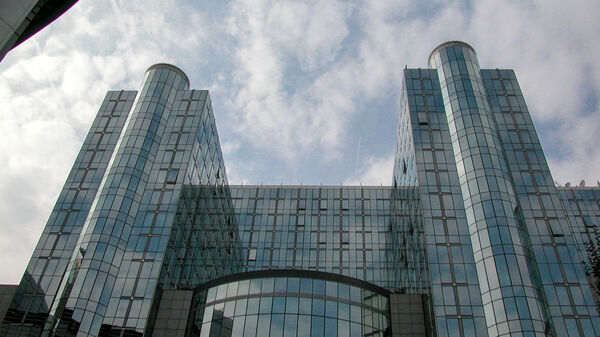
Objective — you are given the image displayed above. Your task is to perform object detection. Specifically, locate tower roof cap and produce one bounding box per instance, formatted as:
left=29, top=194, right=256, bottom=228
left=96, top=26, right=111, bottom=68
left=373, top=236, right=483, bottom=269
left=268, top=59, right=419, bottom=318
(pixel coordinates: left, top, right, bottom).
left=146, top=63, right=190, bottom=86
left=428, top=41, right=476, bottom=65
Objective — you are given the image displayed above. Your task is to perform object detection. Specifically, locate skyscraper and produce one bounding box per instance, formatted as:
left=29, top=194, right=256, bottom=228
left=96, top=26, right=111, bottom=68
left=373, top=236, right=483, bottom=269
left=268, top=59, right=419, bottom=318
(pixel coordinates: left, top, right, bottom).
left=1, top=42, right=599, bottom=337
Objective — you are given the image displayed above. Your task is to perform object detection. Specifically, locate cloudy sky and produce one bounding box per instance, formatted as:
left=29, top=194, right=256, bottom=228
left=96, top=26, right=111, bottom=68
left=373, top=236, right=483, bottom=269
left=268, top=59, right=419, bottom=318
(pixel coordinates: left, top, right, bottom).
left=0, top=0, right=599, bottom=284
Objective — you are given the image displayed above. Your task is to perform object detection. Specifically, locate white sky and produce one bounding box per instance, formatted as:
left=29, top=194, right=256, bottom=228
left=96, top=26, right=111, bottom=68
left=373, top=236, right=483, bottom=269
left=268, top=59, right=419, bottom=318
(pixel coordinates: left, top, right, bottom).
left=0, top=0, right=599, bottom=284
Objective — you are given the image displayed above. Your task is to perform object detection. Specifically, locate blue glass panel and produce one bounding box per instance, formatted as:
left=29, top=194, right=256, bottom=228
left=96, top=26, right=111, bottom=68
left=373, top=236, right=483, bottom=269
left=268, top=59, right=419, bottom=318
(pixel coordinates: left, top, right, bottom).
left=273, top=296, right=286, bottom=314
left=297, top=315, right=311, bottom=337
left=325, top=317, right=337, bottom=336
left=257, top=314, right=271, bottom=336
left=311, top=316, right=324, bottom=337
left=312, top=299, right=324, bottom=316
left=271, top=314, right=284, bottom=337
left=259, top=297, right=272, bottom=314
left=243, top=314, right=257, bottom=336
left=284, top=314, right=298, bottom=337
left=286, top=297, right=299, bottom=314
left=325, top=300, right=337, bottom=318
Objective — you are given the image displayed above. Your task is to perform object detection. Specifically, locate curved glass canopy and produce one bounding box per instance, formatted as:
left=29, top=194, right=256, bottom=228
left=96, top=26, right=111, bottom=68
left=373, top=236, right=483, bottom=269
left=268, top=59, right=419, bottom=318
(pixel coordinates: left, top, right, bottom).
left=188, top=270, right=391, bottom=337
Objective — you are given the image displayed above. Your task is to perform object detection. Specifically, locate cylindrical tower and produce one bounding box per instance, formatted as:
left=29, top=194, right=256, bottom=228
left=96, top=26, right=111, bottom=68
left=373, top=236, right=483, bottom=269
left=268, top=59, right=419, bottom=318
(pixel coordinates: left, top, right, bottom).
left=428, top=42, right=553, bottom=336
left=45, top=64, right=189, bottom=337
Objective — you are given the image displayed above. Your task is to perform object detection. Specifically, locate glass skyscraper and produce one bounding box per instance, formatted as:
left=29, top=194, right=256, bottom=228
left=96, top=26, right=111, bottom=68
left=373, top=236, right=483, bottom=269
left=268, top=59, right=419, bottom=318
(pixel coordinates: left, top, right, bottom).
left=1, top=42, right=599, bottom=337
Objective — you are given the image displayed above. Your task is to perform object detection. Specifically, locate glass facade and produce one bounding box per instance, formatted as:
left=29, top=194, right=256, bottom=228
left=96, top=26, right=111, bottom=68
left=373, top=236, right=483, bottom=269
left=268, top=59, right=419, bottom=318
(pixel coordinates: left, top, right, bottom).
left=2, top=44, right=599, bottom=337
left=429, top=42, right=552, bottom=336
left=189, top=271, right=390, bottom=337
left=1, top=89, right=136, bottom=337
left=1, top=64, right=228, bottom=337
left=482, top=68, right=599, bottom=337
left=394, top=67, right=488, bottom=336
left=224, top=186, right=397, bottom=288
left=160, top=185, right=244, bottom=290
left=559, top=188, right=600, bottom=311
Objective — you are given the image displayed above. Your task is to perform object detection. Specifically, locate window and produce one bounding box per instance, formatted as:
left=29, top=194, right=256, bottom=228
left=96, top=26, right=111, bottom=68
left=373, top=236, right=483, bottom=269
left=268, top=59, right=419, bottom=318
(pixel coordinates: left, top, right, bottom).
left=248, top=249, right=257, bottom=261
left=418, top=112, right=428, bottom=125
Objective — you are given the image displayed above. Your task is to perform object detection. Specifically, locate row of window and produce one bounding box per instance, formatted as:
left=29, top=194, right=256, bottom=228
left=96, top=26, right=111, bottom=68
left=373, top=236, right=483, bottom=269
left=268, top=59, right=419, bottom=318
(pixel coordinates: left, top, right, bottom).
left=230, top=187, right=391, bottom=199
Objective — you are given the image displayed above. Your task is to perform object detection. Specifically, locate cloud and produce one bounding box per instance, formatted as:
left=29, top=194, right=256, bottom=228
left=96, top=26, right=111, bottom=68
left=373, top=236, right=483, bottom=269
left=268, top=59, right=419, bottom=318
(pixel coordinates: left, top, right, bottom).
left=0, top=117, right=79, bottom=283
left=547, top=112, right=600, bottom=186
left=267, top=0, right=352, bottom=70
left=226, top=0, right=358, bottom=160
left=464, top=0, right=600, bottom=183
left=344, top=154, right=394, bottom=186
